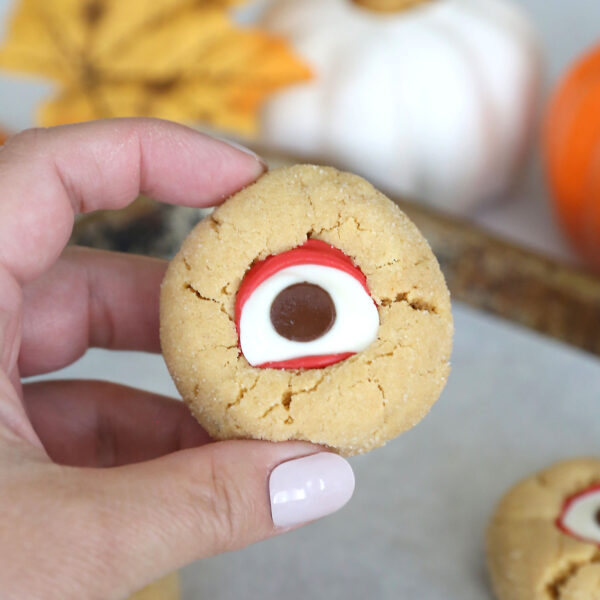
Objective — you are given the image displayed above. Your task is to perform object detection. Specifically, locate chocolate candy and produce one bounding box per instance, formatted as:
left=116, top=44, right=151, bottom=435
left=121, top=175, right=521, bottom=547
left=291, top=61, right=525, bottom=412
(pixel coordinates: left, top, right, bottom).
left=270, top=282, right=336, bottom=342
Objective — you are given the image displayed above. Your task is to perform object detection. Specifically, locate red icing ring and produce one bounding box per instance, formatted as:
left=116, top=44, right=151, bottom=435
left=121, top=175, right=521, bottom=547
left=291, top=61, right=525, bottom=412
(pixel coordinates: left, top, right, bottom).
left=258, top=352, right=355, bottom=370
left=235, top=239, right=372, bottom=370
left=556, top=483, right=600, bottom=546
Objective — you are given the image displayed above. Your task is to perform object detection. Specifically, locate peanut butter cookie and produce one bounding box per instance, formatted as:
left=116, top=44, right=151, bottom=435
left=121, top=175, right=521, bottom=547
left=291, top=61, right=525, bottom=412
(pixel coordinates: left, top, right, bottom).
left=487, top=458, right=600, bottom=600
left=160, top=165, right=452, bottom=455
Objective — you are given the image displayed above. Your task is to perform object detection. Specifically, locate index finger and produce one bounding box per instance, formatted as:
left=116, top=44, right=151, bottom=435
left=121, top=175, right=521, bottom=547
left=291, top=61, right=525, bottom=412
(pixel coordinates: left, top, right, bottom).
left=0, top=118, right=265, bottom=285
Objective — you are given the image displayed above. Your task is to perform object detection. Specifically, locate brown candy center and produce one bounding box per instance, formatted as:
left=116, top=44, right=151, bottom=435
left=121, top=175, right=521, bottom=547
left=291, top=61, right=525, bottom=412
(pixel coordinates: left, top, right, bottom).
left=595, top=508, right=600, bottom=527
left=270, top=283, right=336, bottom=342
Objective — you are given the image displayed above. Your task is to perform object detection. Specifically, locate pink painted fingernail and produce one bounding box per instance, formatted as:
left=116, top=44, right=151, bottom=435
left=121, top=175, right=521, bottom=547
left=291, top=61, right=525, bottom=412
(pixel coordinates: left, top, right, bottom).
left=269, top=453, right=355, bottom=528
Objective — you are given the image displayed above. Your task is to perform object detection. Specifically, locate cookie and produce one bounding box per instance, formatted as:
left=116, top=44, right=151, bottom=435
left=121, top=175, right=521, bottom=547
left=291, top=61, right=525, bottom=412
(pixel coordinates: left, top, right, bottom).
left=486, top=458, right=600, bottom=600
left=160, top=165, right=452, bottom=455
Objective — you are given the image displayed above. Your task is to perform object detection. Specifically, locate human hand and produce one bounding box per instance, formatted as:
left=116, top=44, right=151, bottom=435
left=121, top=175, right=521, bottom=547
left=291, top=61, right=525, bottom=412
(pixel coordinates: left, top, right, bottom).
left=0, top=119, right=355, bottom=600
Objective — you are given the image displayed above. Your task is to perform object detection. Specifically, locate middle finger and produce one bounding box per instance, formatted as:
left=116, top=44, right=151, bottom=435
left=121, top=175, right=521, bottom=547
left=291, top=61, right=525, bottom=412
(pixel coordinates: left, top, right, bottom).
left=20, top=246, right=168, bottom=377
left=23, top=379, right=211, bottom=467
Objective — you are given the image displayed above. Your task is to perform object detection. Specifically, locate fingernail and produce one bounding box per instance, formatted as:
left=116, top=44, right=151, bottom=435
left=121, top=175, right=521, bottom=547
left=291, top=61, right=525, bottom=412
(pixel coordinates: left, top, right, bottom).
left=269, top=453, right=355, bottom=528
left=220, top=137, right=268, bottom=172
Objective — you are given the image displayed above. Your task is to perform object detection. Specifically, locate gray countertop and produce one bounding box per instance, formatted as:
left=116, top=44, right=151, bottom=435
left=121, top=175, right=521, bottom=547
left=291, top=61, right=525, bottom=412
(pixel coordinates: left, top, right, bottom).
left=34, top=301, right=600, bottom=600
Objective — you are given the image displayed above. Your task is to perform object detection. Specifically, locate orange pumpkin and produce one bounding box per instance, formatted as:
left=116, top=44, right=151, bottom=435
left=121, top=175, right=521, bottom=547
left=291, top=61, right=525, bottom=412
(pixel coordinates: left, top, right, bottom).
left=545, top=44, right=600, bottom=269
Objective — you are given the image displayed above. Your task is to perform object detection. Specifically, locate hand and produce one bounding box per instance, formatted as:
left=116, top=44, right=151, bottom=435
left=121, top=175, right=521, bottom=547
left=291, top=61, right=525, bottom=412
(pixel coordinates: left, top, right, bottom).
left=0, top=119, right=355, bottom=600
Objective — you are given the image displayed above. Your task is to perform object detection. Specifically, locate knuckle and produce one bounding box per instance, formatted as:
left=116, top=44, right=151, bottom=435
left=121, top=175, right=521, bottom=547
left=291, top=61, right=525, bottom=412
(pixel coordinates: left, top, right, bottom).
left=186, top=453, right=248, bottom=555
left=2, top=127, right=50, bottom=158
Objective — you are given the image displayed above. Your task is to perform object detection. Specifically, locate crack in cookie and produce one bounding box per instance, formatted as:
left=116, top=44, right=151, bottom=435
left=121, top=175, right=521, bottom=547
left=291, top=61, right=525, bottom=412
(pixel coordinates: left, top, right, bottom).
left=546, top=552, right=600, bottom=599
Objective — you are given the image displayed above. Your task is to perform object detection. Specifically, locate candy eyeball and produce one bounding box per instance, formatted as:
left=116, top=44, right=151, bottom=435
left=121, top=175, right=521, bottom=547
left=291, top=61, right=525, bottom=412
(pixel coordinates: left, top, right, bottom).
left=235, top=239, right=380, bottom=369
left=557, top=484, right=600, bottom=546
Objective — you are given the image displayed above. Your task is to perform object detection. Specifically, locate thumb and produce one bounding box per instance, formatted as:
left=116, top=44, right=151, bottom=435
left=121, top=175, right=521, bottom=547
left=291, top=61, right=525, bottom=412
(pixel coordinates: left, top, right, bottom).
left=81, top=440, right=354, bottom=595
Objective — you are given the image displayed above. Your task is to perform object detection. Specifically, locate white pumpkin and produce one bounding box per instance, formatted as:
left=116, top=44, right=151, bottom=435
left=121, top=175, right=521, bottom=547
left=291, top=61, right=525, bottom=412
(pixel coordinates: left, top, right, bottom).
left=259, top=0, right=541, bottom=212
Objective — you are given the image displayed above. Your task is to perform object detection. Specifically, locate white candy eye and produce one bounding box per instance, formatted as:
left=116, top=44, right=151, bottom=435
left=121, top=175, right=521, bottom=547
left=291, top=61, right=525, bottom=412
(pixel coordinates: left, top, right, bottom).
left=235, top=240, right=379, bottom=369
left=557, top=485, right=600, bottom=545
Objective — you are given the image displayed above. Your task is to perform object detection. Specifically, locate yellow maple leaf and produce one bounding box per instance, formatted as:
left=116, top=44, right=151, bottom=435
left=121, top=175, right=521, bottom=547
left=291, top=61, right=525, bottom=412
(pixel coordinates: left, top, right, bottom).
left=0, top=0, right=311, bottom=134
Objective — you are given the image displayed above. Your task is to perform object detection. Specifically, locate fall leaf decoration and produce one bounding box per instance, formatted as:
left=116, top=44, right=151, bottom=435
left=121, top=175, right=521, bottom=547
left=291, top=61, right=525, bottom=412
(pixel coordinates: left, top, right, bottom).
left=0, top=0, right=311, bottom=134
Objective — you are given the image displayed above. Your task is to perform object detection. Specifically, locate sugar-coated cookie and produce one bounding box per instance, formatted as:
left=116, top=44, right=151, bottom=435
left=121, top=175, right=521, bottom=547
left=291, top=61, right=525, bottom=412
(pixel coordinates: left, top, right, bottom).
left=160, top=165, right=452, bottom=455
left=487, top=458, right=600, bottom=600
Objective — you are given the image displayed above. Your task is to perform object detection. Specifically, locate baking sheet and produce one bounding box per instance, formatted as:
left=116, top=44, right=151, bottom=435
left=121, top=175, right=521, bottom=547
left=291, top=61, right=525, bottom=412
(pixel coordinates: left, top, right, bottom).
left=34, top=301, right=600, bottom=599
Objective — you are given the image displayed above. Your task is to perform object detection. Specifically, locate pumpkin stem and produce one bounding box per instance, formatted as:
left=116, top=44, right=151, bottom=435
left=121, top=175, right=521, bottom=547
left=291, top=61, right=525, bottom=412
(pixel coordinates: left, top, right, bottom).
left=352, top=0, right=433, bottom=12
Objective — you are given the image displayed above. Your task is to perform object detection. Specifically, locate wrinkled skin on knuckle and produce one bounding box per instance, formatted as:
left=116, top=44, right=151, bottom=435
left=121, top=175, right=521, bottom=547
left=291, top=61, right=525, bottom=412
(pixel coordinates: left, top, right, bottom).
left=183, top=452, right=257, bottom=557
left=1, top=127, right=51, bottom=160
